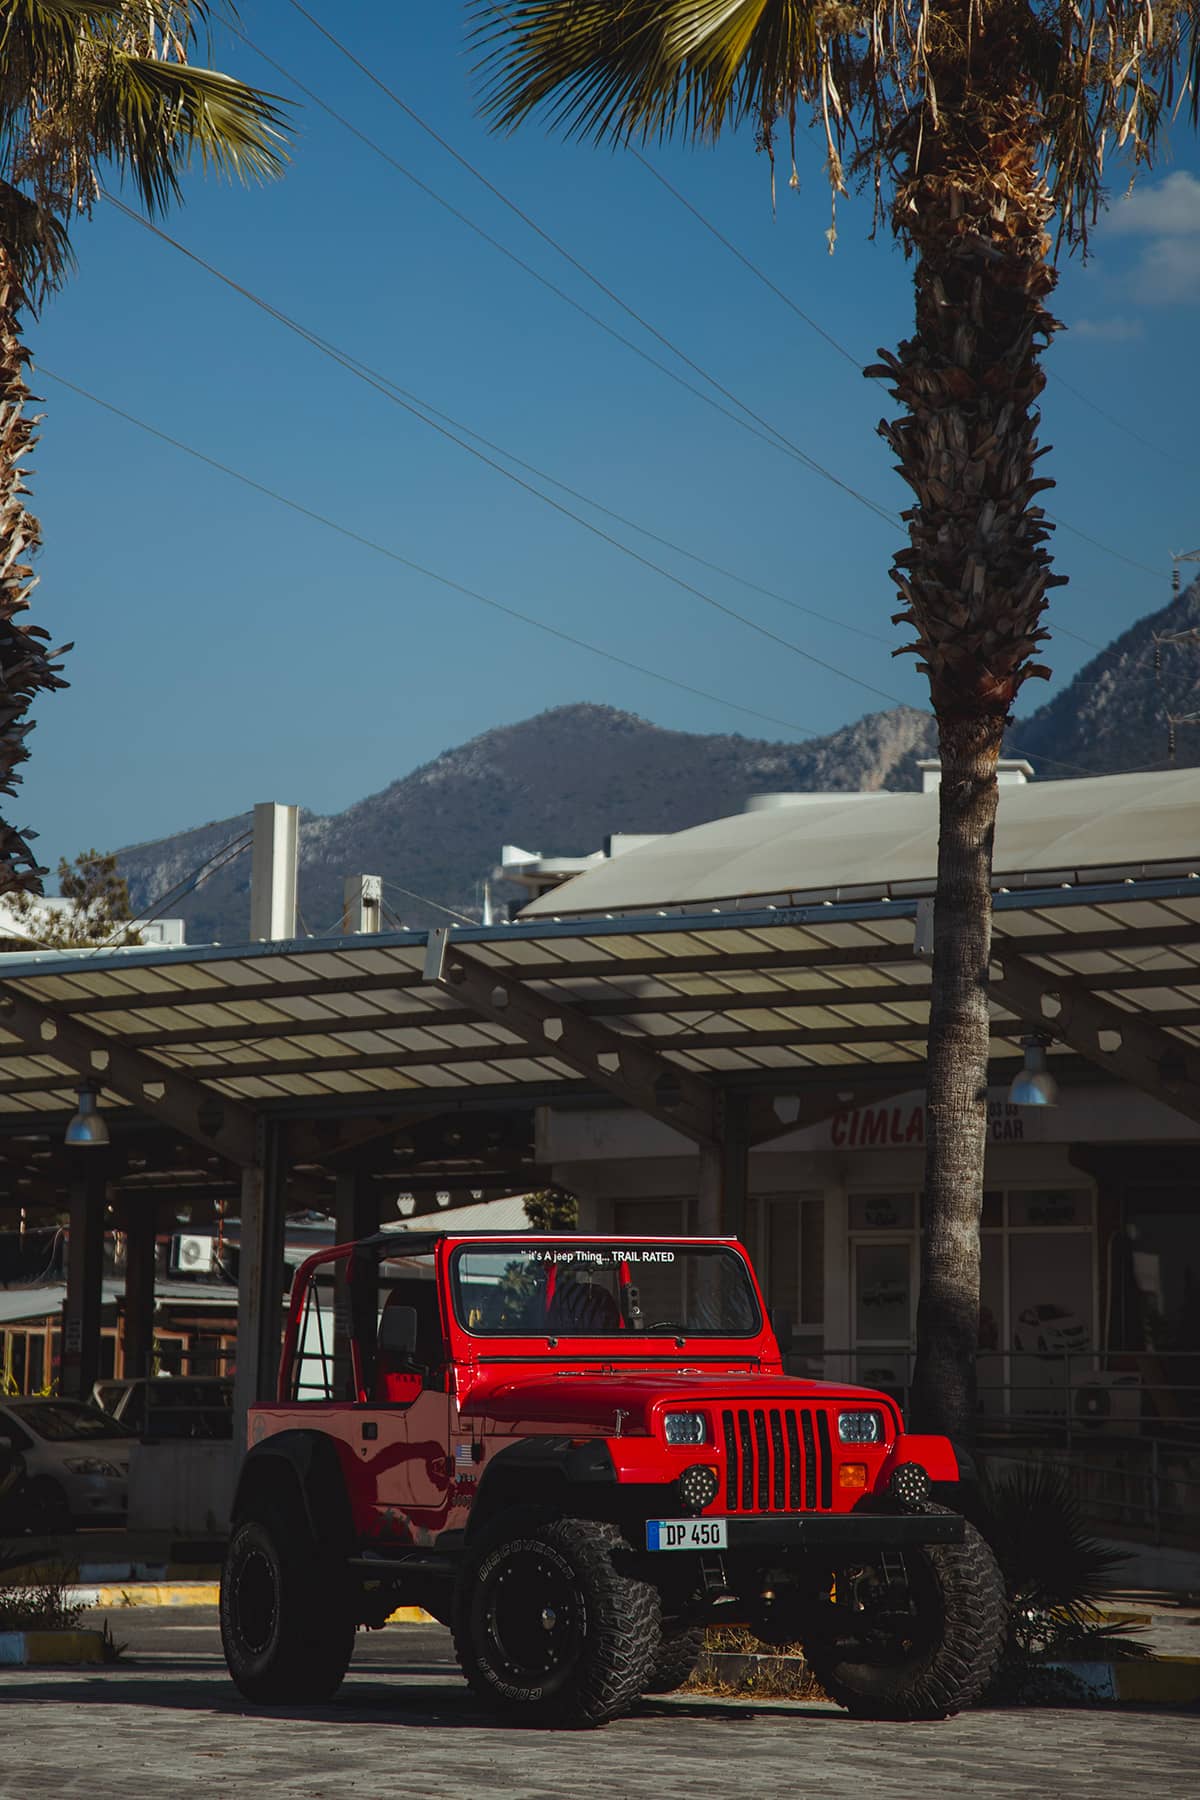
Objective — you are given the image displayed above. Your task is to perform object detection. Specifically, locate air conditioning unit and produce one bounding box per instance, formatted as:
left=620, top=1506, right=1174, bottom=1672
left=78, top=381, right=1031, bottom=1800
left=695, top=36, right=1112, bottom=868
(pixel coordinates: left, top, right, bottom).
left=1073, top=1373, right=1142, bottom=1436
left=170, top=1233, right=217, bottom=1275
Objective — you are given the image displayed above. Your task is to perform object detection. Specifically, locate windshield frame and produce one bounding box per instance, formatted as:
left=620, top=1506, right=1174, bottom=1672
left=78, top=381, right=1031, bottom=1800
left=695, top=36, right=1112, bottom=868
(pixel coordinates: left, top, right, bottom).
left=448, top=1238, right=763, bottom=1341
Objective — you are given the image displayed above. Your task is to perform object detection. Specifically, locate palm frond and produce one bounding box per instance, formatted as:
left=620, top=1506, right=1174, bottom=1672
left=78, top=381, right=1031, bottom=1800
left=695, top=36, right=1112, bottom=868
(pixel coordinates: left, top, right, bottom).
left=91, top=55, right=288, bottom=213
left=473, top=0, right=1200, bottom=249
left=0, top=0, right=121, bottom=111
left=980, top=1465, right=1129, bottom=1618
left=0, top=175, right=73, bottom=303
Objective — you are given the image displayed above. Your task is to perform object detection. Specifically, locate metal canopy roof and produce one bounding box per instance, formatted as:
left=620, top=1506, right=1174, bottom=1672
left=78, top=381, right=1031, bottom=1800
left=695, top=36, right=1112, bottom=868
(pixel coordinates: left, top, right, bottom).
left=2, top=875, right=1200, bottom=1131
left=521, top=767, right=1200, bottom=917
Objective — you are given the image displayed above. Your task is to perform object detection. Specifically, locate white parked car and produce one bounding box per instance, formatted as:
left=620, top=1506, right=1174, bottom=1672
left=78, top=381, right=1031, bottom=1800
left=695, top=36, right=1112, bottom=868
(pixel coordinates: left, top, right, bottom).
left=1012, top=1304, right=1090, bottom=1358
left=0, top=1398, right=135, bottom=1533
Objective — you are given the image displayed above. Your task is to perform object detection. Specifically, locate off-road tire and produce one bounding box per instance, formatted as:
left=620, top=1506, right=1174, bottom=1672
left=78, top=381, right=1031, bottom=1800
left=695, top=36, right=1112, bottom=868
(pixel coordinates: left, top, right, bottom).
left=643, top=1624, right=705, bottom=1694
left=802, top=1507, right=1006, bottom=1720
left=220, top=1511, right=355, bottom=1703
left=453, top=1511, right=662, bottom=1726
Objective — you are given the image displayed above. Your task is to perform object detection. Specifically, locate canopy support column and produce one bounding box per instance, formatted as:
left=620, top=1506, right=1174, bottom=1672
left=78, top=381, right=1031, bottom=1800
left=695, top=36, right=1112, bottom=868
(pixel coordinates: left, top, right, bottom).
left=233, top=1120, right=287, bottom=1453
left=63, top=1167, right=106, bottom=1402
left=334, top=1169, right=378, bottom=1398
left=121, top=1202, right=158, bottom=1382
left=696, top=1096, right=749, bottom=1237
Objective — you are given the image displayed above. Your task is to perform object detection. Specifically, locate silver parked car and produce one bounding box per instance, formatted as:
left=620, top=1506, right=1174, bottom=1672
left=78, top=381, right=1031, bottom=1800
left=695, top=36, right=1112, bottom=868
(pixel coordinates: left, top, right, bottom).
left=0, top=1398, right=136, bottom=1532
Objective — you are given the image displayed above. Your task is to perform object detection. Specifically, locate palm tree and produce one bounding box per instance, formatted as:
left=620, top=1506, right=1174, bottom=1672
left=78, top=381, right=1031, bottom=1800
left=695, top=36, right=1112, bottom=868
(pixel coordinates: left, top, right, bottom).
left=472, top=0, right=1200, bottom=1442
left=0, top=1, right=285, bottom=894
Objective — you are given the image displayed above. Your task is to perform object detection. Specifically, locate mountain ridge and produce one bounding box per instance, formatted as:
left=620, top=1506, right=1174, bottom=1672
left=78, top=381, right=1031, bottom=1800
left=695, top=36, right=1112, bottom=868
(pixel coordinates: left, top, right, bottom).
left=115, top=580, right=1200, bottom=943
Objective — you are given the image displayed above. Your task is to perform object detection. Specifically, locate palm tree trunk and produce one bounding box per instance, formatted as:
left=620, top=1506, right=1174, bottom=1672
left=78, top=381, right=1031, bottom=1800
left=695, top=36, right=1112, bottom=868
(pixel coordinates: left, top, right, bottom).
left=0, top=239, right=67, bottom=896
left=912, top=713, right=1004, bottom=1439
left=867, top=8, right=1063, bottom=1443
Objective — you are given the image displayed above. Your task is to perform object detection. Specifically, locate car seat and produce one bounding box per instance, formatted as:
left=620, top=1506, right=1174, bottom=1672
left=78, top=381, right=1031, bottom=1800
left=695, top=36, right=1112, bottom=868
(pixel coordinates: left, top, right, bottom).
left=376, top=1281, right=443, bottom=1403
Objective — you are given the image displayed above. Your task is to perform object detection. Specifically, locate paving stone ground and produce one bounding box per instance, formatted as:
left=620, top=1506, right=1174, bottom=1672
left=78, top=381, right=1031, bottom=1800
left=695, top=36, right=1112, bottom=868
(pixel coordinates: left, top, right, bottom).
left=0, top=1611, right=1195, bottom=1799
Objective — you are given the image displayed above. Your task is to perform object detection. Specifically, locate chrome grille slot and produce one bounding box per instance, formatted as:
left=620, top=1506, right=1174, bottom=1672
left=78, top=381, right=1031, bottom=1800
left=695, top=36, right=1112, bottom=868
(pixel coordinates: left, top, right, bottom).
left=719, top=1405, right=834, bottom=1513
left=801, top=1408, right=817, bottom=1510
left=816, top=1409, right=834, bottom=1509
left=723, top=1409, right=739, bottom=1510
left=753, top=1410, right=770, bottom=1510
left=738, top=1409, right=753, bottom=1510
left=785, top=1410, right=802, bottom=1509
left=770, top=1410, right=786, bottom=1509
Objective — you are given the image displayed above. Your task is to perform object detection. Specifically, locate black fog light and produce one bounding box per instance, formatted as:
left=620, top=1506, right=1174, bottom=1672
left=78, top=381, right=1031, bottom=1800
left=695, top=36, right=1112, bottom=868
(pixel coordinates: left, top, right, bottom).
left=676, top=1463, right=719, bottom=1516
left=889, top=1462, right=931, bottom=1508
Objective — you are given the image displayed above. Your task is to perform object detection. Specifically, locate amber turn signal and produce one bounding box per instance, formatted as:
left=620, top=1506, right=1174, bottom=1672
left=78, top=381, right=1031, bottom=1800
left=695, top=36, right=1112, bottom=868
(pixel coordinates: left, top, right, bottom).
left=838, top=1463, right=869, bottom=1491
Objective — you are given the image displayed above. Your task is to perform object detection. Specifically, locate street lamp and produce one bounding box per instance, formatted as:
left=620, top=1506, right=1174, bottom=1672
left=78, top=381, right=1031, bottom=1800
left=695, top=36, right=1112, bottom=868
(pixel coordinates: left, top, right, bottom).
left=64, top=1082, right=111, bottom=1147
left=1008, top=1036, right=1058, bottom=1108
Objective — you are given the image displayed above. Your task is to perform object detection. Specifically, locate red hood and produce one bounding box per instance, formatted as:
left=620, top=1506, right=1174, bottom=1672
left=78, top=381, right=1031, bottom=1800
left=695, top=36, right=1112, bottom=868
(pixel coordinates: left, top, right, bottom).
left=459, top=1366, right=899, bottom=1436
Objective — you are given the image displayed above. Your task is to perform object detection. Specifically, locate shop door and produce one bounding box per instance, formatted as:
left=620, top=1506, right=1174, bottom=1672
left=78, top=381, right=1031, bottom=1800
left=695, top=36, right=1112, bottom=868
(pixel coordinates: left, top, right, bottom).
left=851, top=1236, right=917, bottom=1408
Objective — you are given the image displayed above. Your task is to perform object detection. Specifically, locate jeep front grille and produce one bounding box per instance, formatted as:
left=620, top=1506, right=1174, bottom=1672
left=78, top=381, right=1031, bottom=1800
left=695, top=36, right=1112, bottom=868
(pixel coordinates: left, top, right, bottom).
left=721, top=1406, right=833, bottom=1512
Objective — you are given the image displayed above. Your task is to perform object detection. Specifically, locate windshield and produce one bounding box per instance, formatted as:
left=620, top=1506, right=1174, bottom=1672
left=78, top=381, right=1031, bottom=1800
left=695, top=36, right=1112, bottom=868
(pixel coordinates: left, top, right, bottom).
left=450, top=1242, right=761, bottom=1338
left=9, top=1402, right=134, bottom=1443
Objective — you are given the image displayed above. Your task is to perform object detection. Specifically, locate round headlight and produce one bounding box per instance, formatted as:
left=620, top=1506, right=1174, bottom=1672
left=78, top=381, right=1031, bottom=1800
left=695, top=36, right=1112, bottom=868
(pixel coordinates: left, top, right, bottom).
left=663, top=1411, right=707, bottom=1446
left=837, top=1410, right=884, bottom=1445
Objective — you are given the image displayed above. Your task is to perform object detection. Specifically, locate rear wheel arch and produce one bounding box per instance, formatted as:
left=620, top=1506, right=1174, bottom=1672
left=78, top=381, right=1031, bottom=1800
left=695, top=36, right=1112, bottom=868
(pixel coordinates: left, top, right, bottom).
left=232, top=1430, right=354, bottom=1551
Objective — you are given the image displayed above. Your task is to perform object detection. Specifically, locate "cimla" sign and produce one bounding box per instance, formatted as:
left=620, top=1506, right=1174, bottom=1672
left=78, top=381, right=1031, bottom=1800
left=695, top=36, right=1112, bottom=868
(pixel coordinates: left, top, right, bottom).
left=830, top=1096, right=1027, bottom=1149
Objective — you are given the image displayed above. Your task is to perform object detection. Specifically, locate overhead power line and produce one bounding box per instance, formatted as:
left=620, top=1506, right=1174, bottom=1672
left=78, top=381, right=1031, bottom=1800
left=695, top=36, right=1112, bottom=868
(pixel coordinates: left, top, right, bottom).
left=230, top=28, right=891, bottom=530
left=627, top=158, right=1171, bottom=637
left=233, top=31, right=889, bottom=646
left=39, top=366, right=827, bottom=740
left=95, top=830, right=253, bottom=952
left=273, top=5, right=897, bottom=530
left=631, top=151, right=861, bottom=371
left=101, top=193, right=908, bottom=709
left=38, top=368, right=1139, bottom=788
left=247, top=15, right=1135, bottom=654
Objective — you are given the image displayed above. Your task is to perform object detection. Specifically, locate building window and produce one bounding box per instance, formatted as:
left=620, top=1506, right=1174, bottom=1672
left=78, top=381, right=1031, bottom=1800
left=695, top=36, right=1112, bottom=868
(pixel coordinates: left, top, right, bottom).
left=753, top=1196, right=824, bottom=1367
left=846, top=1186, right=1096, bottom=1420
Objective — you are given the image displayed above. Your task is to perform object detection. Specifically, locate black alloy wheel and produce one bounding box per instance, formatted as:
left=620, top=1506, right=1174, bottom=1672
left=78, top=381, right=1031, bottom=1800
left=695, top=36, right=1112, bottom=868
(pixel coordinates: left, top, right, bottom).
left=453, top=1511, right=662, bottom=1726
left=483, top=1543, right=584, bottom=1686
left=220, top=1512, right=355, bottom=1704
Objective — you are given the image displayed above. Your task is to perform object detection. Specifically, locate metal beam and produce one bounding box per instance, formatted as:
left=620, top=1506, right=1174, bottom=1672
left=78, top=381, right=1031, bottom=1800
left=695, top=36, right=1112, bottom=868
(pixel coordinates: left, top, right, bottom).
left=81, top=980, right=950, bottom=1052
left=0, top=989, right=259, bottom=1165
left=424, top=932, right=718, bottom=1144
left=41, top=937, right=916, bottom=1017
left=86, top=1014, right=968, bottom=1092
left=991, top=952, right=1200, bottom=1127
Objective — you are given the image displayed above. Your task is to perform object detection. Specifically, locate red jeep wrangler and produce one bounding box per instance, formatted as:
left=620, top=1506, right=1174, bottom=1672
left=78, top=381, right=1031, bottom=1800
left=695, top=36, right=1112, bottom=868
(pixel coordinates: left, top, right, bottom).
left=220, top=1231, right=1005, bottom=1725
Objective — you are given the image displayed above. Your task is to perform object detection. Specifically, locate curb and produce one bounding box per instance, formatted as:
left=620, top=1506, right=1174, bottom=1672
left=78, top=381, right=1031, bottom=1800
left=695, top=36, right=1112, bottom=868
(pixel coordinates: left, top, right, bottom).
left=695, top=1651, right=1200, bottom=1707
left=62, top=1584, right=435, bottom=1621
left=2, top=1562, right=219, bottom=1588
left=0, top=1629, right=106, bottom=1667
left=1045, top=1656, right=1200, bottom=1705
left=65, top=1583, right=221, bottom=1609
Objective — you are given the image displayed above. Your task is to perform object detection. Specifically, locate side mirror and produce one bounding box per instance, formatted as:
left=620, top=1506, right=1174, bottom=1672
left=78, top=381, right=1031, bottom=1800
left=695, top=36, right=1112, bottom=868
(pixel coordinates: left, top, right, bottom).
left=378, top=1303, right=418, bottom=1361
left=770, top=1307, right=794, bottom=1354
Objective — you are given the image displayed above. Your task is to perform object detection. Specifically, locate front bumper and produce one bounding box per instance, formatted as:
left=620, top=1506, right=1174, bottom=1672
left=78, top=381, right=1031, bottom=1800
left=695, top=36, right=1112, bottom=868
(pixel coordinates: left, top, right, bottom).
left=717, top=1511, right=964, bottom=1552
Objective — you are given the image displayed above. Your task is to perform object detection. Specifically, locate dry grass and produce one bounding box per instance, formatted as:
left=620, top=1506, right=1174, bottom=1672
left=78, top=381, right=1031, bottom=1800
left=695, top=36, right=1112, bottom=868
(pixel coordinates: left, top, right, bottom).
left=681, top=1626, right=825, bottom=1701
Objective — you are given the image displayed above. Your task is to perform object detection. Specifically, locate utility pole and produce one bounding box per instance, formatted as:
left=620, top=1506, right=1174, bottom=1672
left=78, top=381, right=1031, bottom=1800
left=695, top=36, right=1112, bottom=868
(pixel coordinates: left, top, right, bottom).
left=342, top=875, right=383, bottom=935
left=1154, top=550, right=1200, bottom=758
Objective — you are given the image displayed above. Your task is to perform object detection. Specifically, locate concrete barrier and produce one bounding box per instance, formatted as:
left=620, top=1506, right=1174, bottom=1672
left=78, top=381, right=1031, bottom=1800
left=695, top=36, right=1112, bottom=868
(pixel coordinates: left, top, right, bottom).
left=128, top=1442, right=234, bottom=1536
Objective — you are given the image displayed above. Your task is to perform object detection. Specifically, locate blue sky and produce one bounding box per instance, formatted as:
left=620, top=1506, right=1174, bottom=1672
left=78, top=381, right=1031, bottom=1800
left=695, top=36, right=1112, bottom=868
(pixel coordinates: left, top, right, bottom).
left=24, top=3, right=1200, bottom=872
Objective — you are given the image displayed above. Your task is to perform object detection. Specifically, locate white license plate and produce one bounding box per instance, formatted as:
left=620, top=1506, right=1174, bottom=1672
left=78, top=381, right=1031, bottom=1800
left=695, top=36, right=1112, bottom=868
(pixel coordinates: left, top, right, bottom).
left=646, top=1517, right=728, bottom=1551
